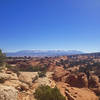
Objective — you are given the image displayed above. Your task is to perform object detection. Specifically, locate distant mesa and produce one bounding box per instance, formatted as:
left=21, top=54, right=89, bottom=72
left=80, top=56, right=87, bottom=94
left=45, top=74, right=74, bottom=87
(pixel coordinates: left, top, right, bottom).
left=6, top=50, right=84, bottom=57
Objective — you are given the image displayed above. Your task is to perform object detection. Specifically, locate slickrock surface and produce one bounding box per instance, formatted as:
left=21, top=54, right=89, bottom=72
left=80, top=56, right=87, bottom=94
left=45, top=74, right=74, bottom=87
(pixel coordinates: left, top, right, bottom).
left=56, top=82, right=99, bottom=100
left=19, top=72, right=38, bottom=86
left=0, top=69, right=99, bottom=100
left=0, top=85, right=18, bottom=100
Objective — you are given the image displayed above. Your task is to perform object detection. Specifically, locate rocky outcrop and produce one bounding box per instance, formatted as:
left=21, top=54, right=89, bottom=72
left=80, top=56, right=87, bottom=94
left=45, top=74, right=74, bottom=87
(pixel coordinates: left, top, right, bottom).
left=88, top=75, right=99, bottom=88
left=35, top=77, right=56, bottom=88
left=91, top=87, right=100, bottom=96
left=65, top=73, right=88, bottom=88
left=0, top=85, right=18, bottom=100
left=17, top=82, right=29, bottom=91
left=0, top=73, right=10, bottom=83
left=0, top=68, right=99, bottom=100
left=65, top=87, right=98, bottom=100
left=56, top=82, right=98, bottom=100
left=18, top=72, right=38, bottom=86
left=2, top=71, right=22, bottom=89
left=53, top=67, right=70, bottom=81
left=18, top=92, right=36, bottom=100
left=0, top=70, right=18, bottom=83
left=88, top=75, right=100, bottom=97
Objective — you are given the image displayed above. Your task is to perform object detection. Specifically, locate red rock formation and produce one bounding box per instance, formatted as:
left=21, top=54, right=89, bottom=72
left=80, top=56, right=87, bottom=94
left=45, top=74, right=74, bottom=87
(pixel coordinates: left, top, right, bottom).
left=53, top=67, right=70, bottom=81
left=65, top=73, right=88, bottom=88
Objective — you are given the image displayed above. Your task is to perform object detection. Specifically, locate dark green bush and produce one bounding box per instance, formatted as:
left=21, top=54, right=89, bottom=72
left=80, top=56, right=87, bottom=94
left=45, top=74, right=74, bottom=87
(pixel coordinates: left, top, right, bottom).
left=0, top=49, right=6, bottom=67
left=6, top=64, right=14, bottom=69
left=32, top=66, right=47, bottom=72
left=23, top=65, right=47, bottom=72
left=34, top=85, right=66, bottom=100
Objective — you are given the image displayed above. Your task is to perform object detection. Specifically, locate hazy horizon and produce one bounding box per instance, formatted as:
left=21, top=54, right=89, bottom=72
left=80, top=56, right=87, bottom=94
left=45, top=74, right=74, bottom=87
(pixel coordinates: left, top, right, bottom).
left=4, top=49, right=97, bottom=54
left=2, top=49, right=100, bottom=53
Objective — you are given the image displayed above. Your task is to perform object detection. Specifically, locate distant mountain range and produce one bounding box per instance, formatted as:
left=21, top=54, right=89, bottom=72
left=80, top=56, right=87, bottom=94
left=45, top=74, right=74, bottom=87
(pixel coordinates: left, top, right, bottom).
left=6, top=50, right=84, bottom=57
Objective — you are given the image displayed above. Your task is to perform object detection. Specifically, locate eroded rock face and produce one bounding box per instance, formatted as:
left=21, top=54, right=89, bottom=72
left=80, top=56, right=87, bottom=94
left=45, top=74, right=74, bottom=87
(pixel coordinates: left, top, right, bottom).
left=65, top=73, right=88, bottom=88
left=0, top=68, right=99, bottom=100
left=0, top=85, right=18, bottom=100
left=89, top=75, right=99, bottom=88
left=65, top=87, right=98, bottom=100
left=88, top=75, right=100, bottom=96
left=53, top=67, right=70, bottom=81
left=56, top=82, right=98, bottom=100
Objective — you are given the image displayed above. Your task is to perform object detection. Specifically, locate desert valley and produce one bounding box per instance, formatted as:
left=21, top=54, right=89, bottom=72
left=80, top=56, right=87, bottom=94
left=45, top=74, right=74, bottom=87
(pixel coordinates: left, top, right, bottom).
left=0, top=50, right=100, bottom=100
left=1, top=0, right=100, bottom=100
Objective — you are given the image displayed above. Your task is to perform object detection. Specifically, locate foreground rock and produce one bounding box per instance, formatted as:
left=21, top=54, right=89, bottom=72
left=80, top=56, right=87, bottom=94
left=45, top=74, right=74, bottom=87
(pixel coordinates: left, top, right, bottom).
left=0, top=73, right=10, bottom=83
left=0, top=85, right=18, bottom=100
left=65, top=87, right=98, bottom=100
left=18, top=72, right=38, bottom=86
left=0, top=69, right=99, bottom=100
left=56, top=82, right=98, bottom=100
left=18, top=92, right=36, bottom=100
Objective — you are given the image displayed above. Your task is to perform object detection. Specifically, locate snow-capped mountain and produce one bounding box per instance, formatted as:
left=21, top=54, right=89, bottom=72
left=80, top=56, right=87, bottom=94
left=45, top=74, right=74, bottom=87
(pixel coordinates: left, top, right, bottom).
left=6, top=50, right=84, bottom=57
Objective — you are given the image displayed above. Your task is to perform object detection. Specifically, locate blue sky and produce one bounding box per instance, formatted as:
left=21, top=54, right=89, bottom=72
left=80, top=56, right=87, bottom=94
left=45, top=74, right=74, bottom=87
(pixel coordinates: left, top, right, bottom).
left=0, top=0, right=100, bottom=52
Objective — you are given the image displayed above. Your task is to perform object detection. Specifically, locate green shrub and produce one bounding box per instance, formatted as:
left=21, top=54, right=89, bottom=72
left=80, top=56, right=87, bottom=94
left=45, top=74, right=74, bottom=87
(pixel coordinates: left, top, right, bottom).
left=34, top=85, right=66, bottom=100
left=6, top=64, right=14, bottom=69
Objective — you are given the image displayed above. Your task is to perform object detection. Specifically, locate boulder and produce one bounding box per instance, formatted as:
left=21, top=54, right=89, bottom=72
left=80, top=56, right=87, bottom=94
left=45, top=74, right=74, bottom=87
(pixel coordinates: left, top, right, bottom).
left=19, top=72, right=38, bottom=86
left=0, top=71, right=18, bottom=83
left=0, top=85, right=18, bottom=100
left=35, top=77, right=56, bottom=87
left=0, top=73, right=10, bottom=83
left=9, top=72, right=19, bottom=80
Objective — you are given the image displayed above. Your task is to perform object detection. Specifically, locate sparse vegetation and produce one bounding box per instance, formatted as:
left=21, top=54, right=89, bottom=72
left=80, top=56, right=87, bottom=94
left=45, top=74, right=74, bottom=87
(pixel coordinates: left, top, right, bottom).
left=31, top=66, right=46, bottom=72
left=4, top=53, right=100, bottom=99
